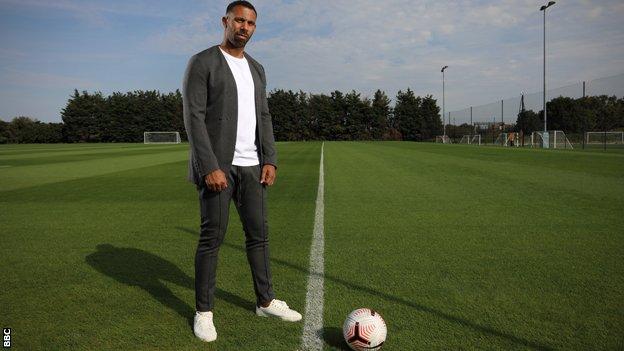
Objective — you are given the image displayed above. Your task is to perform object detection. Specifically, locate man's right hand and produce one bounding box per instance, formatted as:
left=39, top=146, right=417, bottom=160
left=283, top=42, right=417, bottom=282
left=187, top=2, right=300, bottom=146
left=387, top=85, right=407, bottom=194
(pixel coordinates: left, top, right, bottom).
left=205, top=169, right=228, bottom=192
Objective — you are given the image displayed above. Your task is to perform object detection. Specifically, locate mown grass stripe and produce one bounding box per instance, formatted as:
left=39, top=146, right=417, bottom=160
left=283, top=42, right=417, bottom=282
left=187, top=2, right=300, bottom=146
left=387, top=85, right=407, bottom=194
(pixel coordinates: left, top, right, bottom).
left=0, top=149, right=187, bottom=192
left=301, top=142, right=325, bottom=351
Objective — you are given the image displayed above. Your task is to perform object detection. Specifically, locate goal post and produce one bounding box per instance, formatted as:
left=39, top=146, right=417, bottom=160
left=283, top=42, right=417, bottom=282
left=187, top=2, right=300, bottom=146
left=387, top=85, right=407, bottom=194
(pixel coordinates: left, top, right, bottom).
left=495, top=133, right=508, bottom=146
left=435, top=135, right=451, bottom=144
left=144, top=131, right=181, bottom=144
left=552, top=131, right=573, bottom=149
left=459, top=135, right=481, bottom=145
left=586, top=131, right=624, bottom=144
left=530, top=130, right=573, bottom=149
left=531, top=131, right=544, bottom=148
left=470, top=134, right=481, bottom=145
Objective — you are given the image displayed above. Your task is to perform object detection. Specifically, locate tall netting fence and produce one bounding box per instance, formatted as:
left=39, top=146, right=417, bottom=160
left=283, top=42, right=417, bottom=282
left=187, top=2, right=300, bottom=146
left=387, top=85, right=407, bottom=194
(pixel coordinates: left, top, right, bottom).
left=443, top=73, right=624, bottom=148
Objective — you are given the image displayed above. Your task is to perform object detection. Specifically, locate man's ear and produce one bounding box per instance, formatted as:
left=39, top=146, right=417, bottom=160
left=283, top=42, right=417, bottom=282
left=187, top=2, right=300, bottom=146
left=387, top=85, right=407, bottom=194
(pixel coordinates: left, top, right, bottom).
left=222, top=16, right=228, bottom=28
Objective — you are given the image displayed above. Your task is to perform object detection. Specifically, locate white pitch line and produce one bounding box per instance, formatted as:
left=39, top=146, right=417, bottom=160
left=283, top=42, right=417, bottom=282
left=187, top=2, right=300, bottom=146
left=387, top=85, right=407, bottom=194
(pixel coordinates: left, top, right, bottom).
left=301, top=142, right=325, bottom=351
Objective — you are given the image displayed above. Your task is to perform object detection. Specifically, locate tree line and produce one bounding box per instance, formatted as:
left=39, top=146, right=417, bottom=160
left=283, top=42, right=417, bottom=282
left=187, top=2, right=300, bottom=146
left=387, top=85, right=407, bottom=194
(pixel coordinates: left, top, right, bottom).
left=515, top=95, right=623, bottom=134
left=0, top=117, right=64, bottom=144
left=0, top=89, right=184, bottom=144
left=1, top=89, right=621, bottom=144
left=0, top=88, right=442, bottom=143
left=61, top=89, right=185, bottom=143
left=268, top=88, right=441, bottom=141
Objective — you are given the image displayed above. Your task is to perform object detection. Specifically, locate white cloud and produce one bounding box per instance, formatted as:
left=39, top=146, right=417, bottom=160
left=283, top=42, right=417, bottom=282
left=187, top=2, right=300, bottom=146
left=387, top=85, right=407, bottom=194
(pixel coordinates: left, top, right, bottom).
left=440, top=24, right=455, bottom=35
left=470, top=4, right=520, bottom=27
left=612, top=2, right=624, bottom=13
left=1, top=0, right=176, bottom=26
left=1, top=68, right=96, bottom=90
left=0, top=48, right=27, bottom=60
left=143, top=0, right=623, bottom=118
left=3, top=0, right=623, bottom=123
left=588, top=6, right=603, bottom=19
left=144, top=11, right=222, bottom=55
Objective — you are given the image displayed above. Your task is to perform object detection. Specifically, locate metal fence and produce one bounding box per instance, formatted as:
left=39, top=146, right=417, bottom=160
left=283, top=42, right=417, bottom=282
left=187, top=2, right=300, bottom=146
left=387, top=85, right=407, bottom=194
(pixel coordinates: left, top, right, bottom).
left=445, top=72, right=624, bottom=126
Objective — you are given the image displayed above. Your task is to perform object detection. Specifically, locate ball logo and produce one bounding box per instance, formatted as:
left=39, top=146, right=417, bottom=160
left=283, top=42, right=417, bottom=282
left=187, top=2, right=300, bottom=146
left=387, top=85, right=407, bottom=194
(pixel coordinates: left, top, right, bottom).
left=3, top=328, right=10, bottom=348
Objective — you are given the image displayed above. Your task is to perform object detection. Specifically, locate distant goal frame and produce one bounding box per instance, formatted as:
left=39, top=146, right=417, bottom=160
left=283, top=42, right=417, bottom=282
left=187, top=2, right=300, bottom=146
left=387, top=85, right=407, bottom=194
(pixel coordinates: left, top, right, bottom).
left=143, top=131, right=182, bottom=144
left=530, top=130, right=573, bottom=149
left=435, top=135, right=452, bottom=144
left=459, top=134, right=482, bottom=145
left=585, top=131, right=624, bottom=144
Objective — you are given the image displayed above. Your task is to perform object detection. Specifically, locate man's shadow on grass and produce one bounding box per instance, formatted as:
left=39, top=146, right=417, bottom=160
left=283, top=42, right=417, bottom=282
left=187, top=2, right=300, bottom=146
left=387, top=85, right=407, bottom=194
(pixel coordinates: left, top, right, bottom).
left=176, top=226, right=553, bottom=351
left=85, top=244, right=253, bottom=327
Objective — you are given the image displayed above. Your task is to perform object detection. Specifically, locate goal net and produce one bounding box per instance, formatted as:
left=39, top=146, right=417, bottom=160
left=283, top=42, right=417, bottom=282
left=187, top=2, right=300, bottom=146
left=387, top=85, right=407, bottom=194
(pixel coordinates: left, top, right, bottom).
left=435, top=135, right=451, bottom=144
left=586, top=131, right=624, bottom=144
left=495, top=133, right=508, bottom=146
left=494, top=132, right=520, bottom=147
left=470, top=134, right=482, bottom=145
left=531, top=130, right=573, bottom=149
left=459, top=135, right=481, bottom=145
left=144, top=131, right=181, bottom=144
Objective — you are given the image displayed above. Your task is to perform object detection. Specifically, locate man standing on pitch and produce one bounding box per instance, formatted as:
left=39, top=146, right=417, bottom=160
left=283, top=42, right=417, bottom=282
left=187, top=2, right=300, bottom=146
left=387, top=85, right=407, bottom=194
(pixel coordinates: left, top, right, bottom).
left=182, top=0, right=301, bottom=343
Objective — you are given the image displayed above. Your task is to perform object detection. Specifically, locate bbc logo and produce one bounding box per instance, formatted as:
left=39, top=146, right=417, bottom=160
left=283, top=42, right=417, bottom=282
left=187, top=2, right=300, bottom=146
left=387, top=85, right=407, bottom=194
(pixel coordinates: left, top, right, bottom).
left=3, top=328, right=10, bottom=348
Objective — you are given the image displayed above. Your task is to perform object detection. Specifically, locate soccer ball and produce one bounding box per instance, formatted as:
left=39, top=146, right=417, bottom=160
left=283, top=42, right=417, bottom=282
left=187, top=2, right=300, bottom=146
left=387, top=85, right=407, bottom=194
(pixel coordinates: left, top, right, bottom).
left=343, top=308, right=387, bottom=351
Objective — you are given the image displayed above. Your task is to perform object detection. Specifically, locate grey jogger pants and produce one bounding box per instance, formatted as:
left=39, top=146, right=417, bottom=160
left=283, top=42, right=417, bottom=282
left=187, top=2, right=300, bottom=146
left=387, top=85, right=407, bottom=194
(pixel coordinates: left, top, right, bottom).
left=194, top=165, right=275, bottom=312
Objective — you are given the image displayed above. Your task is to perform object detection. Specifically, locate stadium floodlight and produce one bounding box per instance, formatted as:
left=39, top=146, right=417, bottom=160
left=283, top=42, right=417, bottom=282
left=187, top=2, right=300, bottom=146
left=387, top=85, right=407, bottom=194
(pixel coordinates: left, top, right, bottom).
left=441, top=65, right=449, bottom=136
left=144, top=131, right=181, bottom=144
left=540, top=1, right=556, bottom=148
left=540, top=1, right=555, bottom=11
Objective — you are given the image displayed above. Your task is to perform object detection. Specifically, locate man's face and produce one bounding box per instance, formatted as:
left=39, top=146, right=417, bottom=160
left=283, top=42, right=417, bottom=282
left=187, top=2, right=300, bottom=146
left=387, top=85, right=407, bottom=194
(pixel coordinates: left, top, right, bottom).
left=222, top=6, right=256, bottom=48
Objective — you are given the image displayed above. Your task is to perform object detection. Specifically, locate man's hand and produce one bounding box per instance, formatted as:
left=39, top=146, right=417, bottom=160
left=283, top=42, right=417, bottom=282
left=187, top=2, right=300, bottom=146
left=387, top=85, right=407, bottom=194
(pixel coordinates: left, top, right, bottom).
left=205, top=169, right=228, bottom=192
left=260, top=164, right=277, bottom=186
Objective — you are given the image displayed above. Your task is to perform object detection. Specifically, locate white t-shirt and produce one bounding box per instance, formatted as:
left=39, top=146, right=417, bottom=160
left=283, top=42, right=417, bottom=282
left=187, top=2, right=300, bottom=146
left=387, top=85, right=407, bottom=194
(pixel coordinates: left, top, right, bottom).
left=220, top=48, right=259, bottom=166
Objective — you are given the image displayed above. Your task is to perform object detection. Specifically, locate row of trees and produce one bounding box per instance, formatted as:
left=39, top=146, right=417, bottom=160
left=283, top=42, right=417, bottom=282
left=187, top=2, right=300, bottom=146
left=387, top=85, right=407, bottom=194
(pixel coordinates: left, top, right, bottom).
left=515, top=95, right=623, bottom=134
left=268, top=89, right=441, bottom=141
left=61, top=89, right=184, bottom=143
left=0, top=117, right=63, bottom=144
left=2, top=90, right=621, bottom=144
left=0, top=88, right=443, bottom=143
left=0, top=90, right=185, bottom=144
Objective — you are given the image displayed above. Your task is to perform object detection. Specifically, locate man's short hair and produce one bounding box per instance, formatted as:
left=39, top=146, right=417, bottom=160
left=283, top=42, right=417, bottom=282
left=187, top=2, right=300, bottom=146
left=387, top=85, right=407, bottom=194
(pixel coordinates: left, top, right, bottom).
left=226, top=1, right=257, bottom=16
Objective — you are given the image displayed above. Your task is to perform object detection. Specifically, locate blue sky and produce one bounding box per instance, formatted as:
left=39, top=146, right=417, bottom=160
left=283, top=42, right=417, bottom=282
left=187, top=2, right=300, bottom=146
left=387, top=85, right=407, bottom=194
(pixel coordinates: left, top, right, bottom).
left=1, top=0, right=623, bottom=123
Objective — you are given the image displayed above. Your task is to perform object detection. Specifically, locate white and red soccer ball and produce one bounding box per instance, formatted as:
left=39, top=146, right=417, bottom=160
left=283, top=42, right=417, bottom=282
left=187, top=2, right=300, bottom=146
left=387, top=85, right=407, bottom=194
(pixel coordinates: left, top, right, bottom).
left=343, top=308, right=387, bottom=351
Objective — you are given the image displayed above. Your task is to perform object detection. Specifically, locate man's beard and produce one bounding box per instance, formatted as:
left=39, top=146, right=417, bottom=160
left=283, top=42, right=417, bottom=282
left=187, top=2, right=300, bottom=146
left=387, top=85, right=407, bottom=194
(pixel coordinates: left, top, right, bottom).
left=228, top=32, right=250, bottom=48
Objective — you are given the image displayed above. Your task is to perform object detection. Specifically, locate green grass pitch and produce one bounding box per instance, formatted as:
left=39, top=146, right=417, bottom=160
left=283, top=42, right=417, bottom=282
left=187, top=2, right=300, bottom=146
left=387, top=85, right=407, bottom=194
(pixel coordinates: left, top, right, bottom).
left=1, top=142, right=622, bottom=350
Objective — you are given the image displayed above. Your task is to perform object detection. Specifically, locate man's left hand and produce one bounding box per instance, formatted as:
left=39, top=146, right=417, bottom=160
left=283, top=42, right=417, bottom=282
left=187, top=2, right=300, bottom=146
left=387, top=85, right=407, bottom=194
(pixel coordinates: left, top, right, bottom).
left=260, top=164, right=276, bottom=186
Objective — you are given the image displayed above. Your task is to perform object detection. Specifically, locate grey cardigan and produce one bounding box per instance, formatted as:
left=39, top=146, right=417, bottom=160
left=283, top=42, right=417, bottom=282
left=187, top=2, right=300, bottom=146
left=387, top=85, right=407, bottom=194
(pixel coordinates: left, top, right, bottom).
left=182, top=45, right=277, bottom=184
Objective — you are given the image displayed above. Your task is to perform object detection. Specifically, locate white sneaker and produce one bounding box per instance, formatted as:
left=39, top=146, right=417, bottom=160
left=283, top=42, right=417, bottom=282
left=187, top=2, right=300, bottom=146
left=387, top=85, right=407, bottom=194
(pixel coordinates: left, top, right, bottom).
left=256, top=299, right=302, bottom=322
left=193, top=311, right=217, bottom=342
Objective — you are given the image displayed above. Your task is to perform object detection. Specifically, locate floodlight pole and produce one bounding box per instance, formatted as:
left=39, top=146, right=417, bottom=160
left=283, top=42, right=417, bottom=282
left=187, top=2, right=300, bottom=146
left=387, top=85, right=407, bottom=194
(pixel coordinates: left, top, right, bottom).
left=441, top=65, right=448, bottom=136
left=541, top=1, right=555, bottom=136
